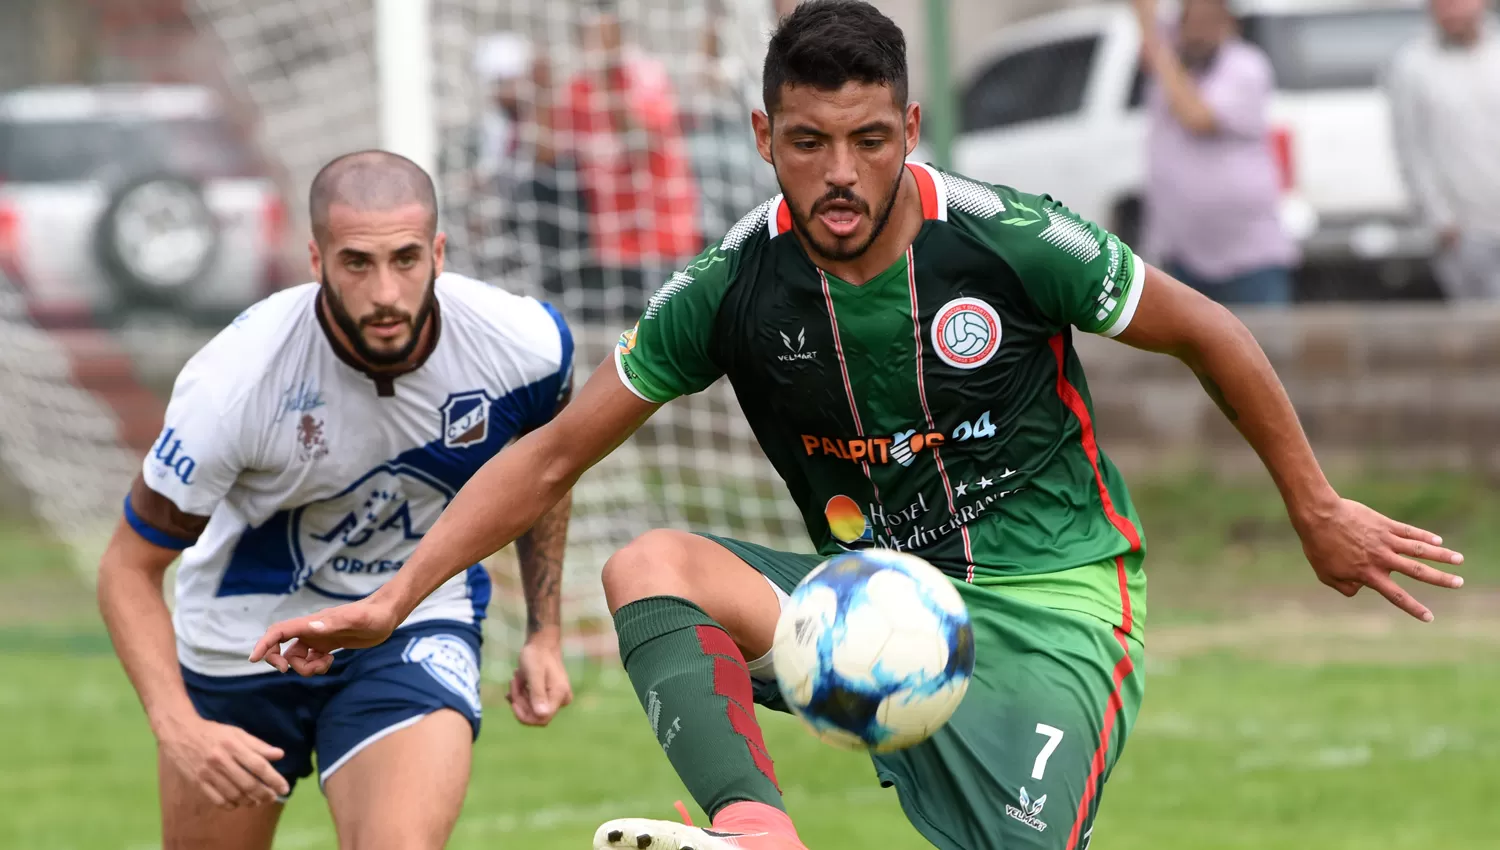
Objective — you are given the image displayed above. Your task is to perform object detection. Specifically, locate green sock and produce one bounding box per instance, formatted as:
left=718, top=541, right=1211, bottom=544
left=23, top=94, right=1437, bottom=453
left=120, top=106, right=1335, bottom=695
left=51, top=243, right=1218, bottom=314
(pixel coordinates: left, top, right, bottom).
left=613, top=596, right=784, bottom=817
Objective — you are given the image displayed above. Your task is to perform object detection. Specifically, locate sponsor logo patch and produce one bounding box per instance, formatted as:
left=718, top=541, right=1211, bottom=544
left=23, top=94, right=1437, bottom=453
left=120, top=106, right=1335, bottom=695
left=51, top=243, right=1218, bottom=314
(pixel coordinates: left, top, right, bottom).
left=403, top=634, right=482, bottom=715
left=150, top=427, right=197, bottom=485
left=618, top=324, right=639, bottom=355
left=1006, top=786, right=1048, bottom=832
left=824, top=494, right=874, bottom=546
left=800, top=432, right=943, bottom=466
left=800, top=411, right=996, bottom=467
left=824, top=487, right=1023, bottom=553
left=777, top=327, right=818, bottom=362
left=275, top=379, right=326, bottom=424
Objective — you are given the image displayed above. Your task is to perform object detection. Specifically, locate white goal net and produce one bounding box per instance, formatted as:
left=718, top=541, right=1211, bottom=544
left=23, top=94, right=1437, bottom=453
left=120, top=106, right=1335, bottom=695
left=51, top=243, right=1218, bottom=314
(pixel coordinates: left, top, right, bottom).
left=182, top=0, right=810, bottom=674
left=0, top=280, right=143, bottom=582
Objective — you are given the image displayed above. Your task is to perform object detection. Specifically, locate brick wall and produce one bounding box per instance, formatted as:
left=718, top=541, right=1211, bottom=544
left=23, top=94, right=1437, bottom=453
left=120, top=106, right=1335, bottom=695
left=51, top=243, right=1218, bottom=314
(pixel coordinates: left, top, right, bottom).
left=1075, top=306, right=1500, bottom=476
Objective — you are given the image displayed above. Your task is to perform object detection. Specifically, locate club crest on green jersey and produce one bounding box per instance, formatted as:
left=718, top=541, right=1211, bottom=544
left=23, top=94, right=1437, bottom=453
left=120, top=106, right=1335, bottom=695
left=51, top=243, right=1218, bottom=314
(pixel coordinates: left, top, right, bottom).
left=931, top=297, right=1002, bottom=369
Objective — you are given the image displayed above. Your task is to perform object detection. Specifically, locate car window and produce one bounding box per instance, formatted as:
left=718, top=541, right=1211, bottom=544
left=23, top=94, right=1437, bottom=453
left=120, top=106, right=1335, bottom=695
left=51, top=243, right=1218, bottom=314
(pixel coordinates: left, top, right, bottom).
left=0, top=117, right=258, bottom=182
left=1240, top=10, right=1428, bottom=91
left=961, top=36, right=1100, bottom=133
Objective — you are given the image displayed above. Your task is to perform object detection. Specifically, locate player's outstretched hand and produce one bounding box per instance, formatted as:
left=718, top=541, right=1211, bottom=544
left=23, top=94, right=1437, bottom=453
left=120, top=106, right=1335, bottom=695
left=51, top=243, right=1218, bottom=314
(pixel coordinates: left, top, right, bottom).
left=158, top=715, right=290, bottom=809
left=506, top=634, right=574, bottom=727
left=1297, top=497, right=1465, bottom=621
left=249, top=598, right=400, bottom=675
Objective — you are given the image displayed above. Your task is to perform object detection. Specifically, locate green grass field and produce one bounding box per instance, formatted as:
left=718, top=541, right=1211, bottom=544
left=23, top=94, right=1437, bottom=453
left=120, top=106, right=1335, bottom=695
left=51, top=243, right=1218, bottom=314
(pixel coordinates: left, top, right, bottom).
left=3, top=472, right=1497, bottom=849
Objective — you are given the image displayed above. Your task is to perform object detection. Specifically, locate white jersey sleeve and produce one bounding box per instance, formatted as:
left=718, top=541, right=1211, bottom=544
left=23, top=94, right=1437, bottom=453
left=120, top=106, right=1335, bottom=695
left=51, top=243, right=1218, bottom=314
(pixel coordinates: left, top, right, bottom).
left=524, top=301, right=575, bottom=423
left=125, top=343, right=254, bottom=550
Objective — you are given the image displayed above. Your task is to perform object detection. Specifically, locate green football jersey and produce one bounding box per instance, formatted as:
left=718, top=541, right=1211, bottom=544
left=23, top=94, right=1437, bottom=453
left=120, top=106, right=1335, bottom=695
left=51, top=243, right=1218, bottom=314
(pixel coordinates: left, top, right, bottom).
left=616, top=163, right=1146, bottom=626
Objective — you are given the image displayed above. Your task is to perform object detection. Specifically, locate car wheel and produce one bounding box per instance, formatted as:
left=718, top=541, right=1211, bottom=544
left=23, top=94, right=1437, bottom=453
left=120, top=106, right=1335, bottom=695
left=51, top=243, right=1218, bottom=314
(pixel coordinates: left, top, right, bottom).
left=94, top=174, right=220, bottom=309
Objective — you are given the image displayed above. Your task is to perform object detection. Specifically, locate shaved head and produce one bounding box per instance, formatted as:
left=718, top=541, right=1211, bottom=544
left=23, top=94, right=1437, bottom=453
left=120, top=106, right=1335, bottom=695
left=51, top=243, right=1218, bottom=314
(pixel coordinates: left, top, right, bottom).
left=307, top=150, right=445, bottom=371
left=309, top=150, right=438, bottom=245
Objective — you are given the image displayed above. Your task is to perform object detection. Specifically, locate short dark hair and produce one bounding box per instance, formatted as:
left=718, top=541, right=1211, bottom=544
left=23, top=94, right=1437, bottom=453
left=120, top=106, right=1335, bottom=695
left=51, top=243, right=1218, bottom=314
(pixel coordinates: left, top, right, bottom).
left=762, top=0, right=908, bottom=116
left=308, top=150, right=438, bottom=244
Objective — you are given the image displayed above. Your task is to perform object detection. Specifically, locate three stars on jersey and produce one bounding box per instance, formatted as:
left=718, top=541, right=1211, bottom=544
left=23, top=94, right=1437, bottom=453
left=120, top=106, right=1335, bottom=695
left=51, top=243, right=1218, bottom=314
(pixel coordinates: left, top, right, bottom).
left=953, top=469, right=1018, bottom=498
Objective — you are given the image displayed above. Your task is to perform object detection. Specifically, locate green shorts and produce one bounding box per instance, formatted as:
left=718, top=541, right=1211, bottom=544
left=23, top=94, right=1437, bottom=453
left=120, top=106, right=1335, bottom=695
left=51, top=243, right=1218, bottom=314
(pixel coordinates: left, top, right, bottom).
left=702, top=534, right=1146, bottom=850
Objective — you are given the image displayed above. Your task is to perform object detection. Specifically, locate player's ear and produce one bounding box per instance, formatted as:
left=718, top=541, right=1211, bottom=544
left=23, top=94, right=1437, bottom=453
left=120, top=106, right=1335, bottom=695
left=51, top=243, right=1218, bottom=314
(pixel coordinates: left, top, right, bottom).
left=308, top=238, right=322, bottom=281
left=432, top=232, right=447, bottom=278
left=904, top=102, right=921, bottom=160
left=752, top=109, right=773, bottom=166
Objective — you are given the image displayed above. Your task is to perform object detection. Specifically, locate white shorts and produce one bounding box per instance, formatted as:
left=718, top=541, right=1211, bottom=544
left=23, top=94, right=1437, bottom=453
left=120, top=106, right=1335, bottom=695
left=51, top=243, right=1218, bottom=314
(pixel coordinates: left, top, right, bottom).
left=745, top=575, right=790, bottom=682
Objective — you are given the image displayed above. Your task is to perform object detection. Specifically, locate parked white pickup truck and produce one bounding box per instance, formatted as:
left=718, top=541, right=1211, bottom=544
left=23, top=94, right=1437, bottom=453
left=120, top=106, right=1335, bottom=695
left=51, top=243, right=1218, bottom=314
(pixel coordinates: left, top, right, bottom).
left=952, top=0, right=1448, bottom=300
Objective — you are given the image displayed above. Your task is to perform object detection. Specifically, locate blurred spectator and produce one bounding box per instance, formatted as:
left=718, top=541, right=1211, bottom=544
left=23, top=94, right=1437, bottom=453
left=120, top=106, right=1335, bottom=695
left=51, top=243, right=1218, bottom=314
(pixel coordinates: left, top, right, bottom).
left=473, top=32, right=547, bottom=185
left=1135, top=0, right=1298, bottom=306
left=684, top=0, right=778, bottom=242
left=558, top=1, right=702, bottom=321
left=1388, top=0, right=1500, bottom=301
left=469, top=33, right=589, bottom=292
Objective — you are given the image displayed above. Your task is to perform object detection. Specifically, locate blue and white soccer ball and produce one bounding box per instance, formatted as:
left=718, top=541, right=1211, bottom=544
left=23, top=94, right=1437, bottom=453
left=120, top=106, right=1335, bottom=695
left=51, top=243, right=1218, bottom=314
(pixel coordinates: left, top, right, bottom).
left=772, top=549, right=975, bottom=753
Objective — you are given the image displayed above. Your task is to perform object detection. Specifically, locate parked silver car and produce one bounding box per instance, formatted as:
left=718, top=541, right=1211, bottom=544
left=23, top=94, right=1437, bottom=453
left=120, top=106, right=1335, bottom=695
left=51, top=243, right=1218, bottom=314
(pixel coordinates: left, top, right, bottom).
left=0, top=85, right=290, bottom=327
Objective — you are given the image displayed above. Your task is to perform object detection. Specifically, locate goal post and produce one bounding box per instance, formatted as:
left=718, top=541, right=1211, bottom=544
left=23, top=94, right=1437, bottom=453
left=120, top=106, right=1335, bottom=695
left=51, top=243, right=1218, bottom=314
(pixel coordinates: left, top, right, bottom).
left=374, top=0, right=437, bottom=176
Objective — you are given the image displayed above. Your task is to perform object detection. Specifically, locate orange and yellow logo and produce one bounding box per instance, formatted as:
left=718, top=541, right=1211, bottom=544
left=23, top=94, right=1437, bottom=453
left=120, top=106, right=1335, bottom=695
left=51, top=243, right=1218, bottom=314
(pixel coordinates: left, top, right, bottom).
left=824, top=495, right=870, bottom=544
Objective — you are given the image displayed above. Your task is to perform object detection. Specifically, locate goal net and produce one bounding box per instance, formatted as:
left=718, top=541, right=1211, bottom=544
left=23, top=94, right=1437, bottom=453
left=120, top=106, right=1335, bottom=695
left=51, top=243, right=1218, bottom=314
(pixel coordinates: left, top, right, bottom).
left=0, top=280, right=143, bottom=583
left=183, top=0, right=810, bottom=677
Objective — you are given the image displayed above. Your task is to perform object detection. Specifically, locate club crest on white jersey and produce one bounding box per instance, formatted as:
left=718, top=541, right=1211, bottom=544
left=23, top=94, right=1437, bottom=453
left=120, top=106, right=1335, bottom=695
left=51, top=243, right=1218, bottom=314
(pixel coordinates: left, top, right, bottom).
left=441, top=390, right=492, bottom=449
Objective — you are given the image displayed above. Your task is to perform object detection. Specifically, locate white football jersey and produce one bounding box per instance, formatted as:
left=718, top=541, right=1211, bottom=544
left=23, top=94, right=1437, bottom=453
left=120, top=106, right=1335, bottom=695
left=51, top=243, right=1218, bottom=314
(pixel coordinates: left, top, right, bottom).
left=130, top=273, right=573, bottom=676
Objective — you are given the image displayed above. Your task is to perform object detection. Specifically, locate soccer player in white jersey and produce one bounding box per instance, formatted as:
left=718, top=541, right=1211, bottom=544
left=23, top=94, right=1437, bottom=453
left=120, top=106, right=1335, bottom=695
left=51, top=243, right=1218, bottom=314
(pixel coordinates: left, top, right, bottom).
left=96, top=151, right=576, bottom=850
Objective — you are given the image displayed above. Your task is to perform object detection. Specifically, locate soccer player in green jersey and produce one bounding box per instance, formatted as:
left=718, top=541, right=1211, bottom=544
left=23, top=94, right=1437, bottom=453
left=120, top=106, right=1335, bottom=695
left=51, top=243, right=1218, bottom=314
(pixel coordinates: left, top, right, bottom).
left=251, top=2, right=1467, bottom=847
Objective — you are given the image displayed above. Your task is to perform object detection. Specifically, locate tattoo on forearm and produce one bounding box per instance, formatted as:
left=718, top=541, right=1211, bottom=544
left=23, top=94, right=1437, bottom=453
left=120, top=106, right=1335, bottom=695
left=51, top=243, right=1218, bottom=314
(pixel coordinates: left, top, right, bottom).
left=517, top=493, right=571, bottom=636
left=1195, top=370, right=1239, bottom=422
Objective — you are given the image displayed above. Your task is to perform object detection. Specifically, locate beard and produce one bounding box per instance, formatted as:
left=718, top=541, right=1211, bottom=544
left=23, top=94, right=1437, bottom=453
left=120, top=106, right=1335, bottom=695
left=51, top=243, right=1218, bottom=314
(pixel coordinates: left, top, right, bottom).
left=778, top=160, right=906, bottom=264
left=321, top=266, right=437, bottom=367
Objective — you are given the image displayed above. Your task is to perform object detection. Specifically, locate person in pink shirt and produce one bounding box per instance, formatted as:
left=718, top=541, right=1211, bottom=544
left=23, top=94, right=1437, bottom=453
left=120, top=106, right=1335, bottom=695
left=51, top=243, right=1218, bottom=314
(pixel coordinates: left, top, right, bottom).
left=1136, top=0, right=1299, bottom=305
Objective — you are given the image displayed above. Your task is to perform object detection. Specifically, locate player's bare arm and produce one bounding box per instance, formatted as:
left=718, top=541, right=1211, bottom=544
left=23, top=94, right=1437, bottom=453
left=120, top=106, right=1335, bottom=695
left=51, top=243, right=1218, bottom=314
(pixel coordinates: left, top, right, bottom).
left=508, top=488, right=575, bottom=726
left=251, top=358, right=658, bottom=672
left=98, top=513, right=290, bottom=809
left=1115, top=265, right=1465, bottom=619
left=518, top=492, right=571, bottom=640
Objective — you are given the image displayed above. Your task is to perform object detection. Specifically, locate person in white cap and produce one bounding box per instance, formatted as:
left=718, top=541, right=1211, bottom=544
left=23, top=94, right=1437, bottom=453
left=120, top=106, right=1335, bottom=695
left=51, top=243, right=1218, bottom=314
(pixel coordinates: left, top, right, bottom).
left=473, top=31, right=546, bottom=185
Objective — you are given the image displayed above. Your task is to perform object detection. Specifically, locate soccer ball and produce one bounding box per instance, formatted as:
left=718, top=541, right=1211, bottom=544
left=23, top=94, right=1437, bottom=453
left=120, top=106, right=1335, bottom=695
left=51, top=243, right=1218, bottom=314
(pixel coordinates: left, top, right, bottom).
left=771, top=549, right=975, bottom=753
